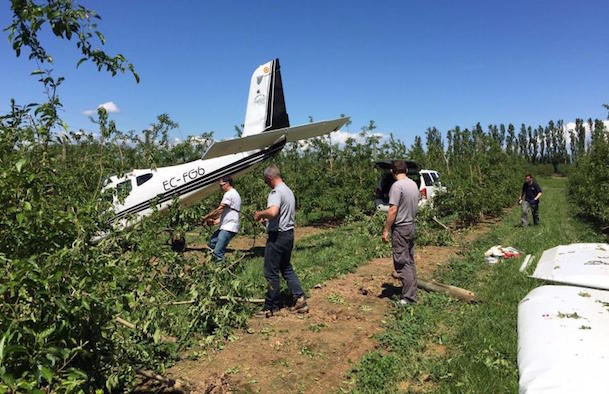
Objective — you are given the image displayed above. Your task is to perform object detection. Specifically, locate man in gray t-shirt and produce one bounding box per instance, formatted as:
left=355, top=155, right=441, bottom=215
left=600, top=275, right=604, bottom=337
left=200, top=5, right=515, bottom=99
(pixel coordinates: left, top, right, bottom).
left=265, top=181, right=295, bottom=232
left=382, top=160, right=419, bottom=304
left=253, top=165, right=307, bottom=318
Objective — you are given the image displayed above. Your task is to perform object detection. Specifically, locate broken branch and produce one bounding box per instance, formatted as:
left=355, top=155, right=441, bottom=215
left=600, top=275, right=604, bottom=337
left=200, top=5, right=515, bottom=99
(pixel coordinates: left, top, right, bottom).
left=433, top=216, right=450, bottom=231
left=115, top=316, right=177, bottom=343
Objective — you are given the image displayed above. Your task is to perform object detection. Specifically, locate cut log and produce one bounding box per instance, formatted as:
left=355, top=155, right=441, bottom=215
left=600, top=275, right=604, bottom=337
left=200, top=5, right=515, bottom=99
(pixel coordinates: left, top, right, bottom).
left=417, top=279, right=476, bottom=303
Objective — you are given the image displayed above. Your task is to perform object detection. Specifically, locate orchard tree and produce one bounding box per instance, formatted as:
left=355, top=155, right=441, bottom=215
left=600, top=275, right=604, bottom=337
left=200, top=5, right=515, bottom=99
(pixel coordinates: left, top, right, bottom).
left=575, top=118, right=586, bottom=156
left=409, top=135, right=425, bottom=165
left=425, top=127, right=444, bottom=168
left=518, top=123, right=528, bottom=160
left=505, top=123, right=516, bottom=155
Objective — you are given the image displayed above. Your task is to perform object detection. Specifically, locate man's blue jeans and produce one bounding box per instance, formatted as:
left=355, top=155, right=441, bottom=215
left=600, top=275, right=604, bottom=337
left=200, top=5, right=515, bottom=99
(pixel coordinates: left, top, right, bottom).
left=263, top=230, right=304, bottom=310
left=209, top=229, right=236, bottom=260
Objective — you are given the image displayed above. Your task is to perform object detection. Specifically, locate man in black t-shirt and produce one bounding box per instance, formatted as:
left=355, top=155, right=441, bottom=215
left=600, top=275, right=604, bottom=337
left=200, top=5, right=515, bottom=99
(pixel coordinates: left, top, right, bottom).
left=519, top=174, right=542, bottom=226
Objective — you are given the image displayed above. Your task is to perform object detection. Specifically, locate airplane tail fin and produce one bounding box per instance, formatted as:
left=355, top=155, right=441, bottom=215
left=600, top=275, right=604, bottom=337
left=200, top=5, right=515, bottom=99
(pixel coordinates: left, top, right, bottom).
left=242, top=59, right=290, bottom=137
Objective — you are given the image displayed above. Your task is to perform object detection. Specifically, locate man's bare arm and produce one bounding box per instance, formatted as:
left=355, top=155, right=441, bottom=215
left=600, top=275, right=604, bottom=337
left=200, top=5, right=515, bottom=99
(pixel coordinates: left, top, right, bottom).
left=202, top=204, right=226, bottom=222
left=254, top=206, right=279, bottom=222
left=382, top=205, right=397, bottom=243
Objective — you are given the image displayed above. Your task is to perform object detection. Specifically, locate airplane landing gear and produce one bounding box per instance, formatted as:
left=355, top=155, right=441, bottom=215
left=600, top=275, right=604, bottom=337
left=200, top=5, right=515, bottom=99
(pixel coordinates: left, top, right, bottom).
left=170, top=234, right=186, bottom=252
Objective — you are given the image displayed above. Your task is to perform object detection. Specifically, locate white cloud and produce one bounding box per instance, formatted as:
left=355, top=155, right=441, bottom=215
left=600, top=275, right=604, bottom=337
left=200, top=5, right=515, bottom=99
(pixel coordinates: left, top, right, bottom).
left=83, top=101, right=120, bottom=116
left=563, top=119, right=609, bottom=143
left=294, top=130, right=388, bottom=151
left=328, top=130, right=388, bottom=146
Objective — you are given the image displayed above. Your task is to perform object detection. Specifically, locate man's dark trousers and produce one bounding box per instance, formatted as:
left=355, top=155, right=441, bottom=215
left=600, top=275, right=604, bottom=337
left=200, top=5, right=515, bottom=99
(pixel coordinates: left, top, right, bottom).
left=392, top=224, right=417, bottom=303
left=529, top=200, right=539, bottom=225
left=521, top=200, right=540, bottom=226
left=263, top=230, right=304, bottom=310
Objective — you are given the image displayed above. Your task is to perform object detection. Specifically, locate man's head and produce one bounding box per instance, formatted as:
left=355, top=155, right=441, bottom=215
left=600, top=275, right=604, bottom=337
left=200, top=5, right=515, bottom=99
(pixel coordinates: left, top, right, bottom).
left=525, top=174, right=533, bottom=184
left=391, top=160, right=408, bottom=178
left=219, top=175, right=233, bottom=191
left=263, top=165, right=282, bottom=188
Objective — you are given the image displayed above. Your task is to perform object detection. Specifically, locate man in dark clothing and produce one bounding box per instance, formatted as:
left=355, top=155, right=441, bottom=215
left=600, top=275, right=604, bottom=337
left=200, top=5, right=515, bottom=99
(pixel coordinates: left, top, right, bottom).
left=519, top=174, right=542, bottom=226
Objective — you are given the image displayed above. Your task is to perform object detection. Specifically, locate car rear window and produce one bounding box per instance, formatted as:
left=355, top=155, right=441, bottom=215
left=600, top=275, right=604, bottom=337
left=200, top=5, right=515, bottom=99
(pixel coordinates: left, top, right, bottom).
left=430, top=172, right=440, bottom=184
left=378, top=173, right=395, bottom=200
left=422, top=173, right=433, bottom=186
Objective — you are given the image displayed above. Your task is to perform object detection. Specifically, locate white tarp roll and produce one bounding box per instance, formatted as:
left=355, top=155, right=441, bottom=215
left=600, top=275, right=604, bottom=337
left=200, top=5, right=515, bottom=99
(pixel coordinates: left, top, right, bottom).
left=530, top=243, right=609, bottom=290
left=518, top=285, right=609, bottom=394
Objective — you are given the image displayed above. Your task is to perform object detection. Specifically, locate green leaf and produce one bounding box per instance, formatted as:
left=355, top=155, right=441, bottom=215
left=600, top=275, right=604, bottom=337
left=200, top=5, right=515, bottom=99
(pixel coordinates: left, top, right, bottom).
left=38, top=365, right=53, bottom=383
left=95, top=31, right=105, bottom=45
left=105, top=374, right=119, bottom=391
left=152, top=328, right=161, bottom=343
left=15, top=159, right=26, bottom=172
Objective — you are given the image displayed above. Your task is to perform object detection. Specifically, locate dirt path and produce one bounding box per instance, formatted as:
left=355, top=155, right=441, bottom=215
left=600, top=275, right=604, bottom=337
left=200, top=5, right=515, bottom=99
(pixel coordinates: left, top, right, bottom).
left=171, top=224, right=494, bottom=393
left=229, top=225, right=332, bottom=251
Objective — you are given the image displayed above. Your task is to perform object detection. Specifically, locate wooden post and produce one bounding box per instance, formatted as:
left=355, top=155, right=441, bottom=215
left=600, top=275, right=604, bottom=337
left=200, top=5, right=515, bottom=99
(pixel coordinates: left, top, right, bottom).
left=417, top=279, right=476, bottom=303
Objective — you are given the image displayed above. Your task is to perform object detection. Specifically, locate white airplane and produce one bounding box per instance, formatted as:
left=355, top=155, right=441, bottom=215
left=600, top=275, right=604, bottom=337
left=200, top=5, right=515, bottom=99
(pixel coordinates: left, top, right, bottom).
left=97, top=59, right=348, bottom=241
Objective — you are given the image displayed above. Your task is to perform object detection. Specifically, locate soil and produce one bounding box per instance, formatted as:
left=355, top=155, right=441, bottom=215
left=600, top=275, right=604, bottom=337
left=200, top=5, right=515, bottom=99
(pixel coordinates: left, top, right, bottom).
left=170, top=223, right=494, bottom=393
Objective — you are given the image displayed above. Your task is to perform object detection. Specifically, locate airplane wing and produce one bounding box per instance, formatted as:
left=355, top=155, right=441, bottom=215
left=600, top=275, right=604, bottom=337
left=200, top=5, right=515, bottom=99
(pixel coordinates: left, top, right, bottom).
left=202, top=117, right=350, bottom=160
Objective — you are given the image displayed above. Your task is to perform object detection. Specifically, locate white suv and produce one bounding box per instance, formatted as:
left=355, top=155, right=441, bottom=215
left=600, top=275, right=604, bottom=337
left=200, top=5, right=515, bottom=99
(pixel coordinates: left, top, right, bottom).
left=374, top=161, right=445, bottom=211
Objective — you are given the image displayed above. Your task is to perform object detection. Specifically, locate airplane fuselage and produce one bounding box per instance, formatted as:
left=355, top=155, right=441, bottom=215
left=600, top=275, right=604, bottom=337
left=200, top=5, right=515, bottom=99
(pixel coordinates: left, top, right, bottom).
left=104, top=139, right=285, bottom=231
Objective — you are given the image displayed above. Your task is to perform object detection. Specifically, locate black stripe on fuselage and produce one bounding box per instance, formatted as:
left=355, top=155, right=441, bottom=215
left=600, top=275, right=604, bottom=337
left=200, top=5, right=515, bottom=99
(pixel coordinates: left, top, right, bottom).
left=110, top=140, right=285, bottom=222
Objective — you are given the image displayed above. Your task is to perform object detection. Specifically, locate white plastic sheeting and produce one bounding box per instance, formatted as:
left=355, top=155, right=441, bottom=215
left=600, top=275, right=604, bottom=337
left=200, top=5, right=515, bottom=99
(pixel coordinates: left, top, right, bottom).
left=518, top=285, right=609, bottom=394
left=531, top=243, right=609, bottom=290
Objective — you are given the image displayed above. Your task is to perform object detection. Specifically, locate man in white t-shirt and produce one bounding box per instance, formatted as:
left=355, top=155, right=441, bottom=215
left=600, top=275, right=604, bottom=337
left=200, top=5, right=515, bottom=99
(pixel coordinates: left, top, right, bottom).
left=201, top=175, right=241, bottom=261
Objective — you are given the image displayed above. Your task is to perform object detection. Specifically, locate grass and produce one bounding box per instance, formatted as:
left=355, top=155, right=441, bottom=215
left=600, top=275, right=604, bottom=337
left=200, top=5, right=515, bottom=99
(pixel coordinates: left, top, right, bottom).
left=187, top=218, right=392, bottom=308
left=236, top=222, right=391, bottom=302
left=349, top=177, right=606, bottom=393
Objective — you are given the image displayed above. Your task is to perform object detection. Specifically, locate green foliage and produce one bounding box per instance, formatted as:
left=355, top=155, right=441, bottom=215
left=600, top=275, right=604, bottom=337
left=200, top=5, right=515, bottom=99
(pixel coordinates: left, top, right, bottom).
left=569, top=120, right=609, bottom=226
left=0, top=105, right=257, bottom=391
left=6, top=0, right=139, bottom=82
left=427, top=127, right=526, bottom=225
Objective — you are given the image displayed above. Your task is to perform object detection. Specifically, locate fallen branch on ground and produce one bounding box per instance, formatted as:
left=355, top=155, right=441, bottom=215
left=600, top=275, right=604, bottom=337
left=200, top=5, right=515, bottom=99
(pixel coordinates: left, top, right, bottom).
left=136, top=369, right=191, bottom=393
left=417, top=279, right=476, bottom=303
left=115, top=316, right=177, bottom=343
left=164, top=296, right=265, bottom=306
left=433, top=216, right=450, bottom=231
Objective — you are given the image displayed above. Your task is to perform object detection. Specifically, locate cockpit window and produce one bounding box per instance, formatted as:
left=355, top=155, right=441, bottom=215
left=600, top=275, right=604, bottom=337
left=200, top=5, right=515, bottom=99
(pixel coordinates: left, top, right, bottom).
left=102, top=177, right=113, bottom=187
left=136, top=173, right=153, bottom=186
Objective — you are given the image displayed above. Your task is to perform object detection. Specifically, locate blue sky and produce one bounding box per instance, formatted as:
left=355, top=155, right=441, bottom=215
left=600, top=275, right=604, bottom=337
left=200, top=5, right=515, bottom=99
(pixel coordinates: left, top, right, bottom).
left=1, top=0, right=608, bottom=145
